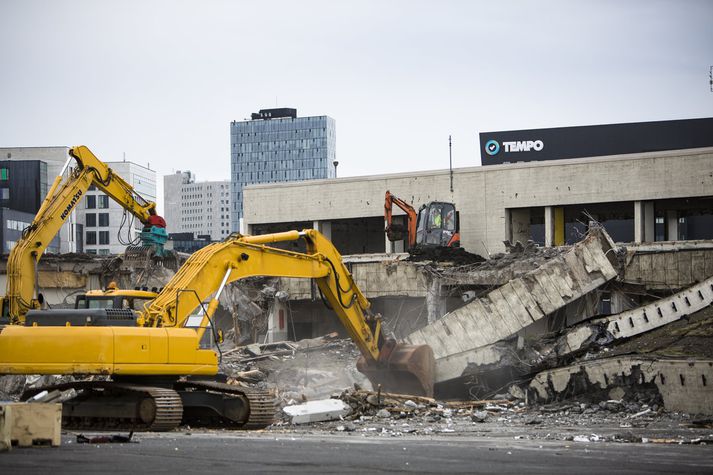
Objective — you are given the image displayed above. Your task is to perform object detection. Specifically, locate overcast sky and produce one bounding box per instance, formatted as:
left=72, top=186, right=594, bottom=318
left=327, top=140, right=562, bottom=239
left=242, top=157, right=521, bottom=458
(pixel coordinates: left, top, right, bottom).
left=1, top=0, right=712, bottom=212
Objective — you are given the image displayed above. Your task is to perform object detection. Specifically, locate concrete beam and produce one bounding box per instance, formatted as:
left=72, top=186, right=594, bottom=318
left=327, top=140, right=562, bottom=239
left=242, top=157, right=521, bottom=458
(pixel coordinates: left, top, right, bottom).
left=405, top=228, right=619, bottom=383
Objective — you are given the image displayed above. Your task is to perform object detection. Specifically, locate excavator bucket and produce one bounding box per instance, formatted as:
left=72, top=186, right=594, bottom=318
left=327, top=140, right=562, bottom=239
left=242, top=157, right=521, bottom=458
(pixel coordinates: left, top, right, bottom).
left=357, top=343, right=435, bottom=397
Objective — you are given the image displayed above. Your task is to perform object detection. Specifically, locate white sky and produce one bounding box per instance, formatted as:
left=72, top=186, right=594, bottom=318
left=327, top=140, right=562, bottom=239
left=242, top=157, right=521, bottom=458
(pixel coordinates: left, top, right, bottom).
left=1, top=0, right=712, bottom=213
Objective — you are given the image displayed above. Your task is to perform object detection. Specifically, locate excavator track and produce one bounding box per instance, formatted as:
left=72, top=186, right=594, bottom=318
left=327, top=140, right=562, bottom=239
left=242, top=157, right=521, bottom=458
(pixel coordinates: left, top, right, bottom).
left=22, top=379, right=277, bottom=431
left=22, top=381, right=183, bottom=432
left=175, top=380, right=277, bottom=429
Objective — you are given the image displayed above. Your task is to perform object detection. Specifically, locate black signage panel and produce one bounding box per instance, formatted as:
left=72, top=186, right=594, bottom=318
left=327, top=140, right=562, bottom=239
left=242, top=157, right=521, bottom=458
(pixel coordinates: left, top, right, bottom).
left=479, top=117, right=713, bottom=165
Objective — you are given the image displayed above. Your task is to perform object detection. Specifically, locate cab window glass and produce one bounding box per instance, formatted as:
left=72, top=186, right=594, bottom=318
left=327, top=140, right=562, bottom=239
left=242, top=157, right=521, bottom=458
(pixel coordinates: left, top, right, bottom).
left=88, top=298, right=114, bottom=309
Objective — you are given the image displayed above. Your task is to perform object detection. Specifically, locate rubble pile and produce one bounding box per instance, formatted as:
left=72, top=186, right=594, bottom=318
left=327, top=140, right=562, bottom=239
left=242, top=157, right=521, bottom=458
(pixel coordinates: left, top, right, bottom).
left=271, top=386, right=712, bottom=444
left=220, top=333, right=371, bottom=405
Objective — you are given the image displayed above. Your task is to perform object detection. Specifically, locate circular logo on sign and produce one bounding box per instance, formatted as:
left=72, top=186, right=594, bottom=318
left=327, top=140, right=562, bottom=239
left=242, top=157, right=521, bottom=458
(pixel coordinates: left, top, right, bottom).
left=485, top=140, right=500, bottom=156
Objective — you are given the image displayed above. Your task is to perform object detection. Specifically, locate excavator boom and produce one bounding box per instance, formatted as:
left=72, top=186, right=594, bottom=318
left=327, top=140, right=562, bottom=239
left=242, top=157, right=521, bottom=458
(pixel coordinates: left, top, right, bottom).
left=2, top=146, right=168, bottom=323
left=384, top=190, right=418, bottom=248
left=0, top=229, right=435, bottom=397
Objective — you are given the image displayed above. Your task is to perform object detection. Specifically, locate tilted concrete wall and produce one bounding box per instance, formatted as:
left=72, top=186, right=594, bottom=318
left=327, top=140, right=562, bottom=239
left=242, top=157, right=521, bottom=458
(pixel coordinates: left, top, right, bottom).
left=623, top=242, right=713, bottom=290
left=404, top=229, right=619, bottom=383
left=243, top=148, right=713, bottom=255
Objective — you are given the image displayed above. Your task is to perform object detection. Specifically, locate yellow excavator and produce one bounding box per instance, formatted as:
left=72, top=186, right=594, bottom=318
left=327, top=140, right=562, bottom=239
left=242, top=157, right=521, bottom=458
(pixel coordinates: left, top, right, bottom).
left=0, top=145, right=172, bottom=324
left=0, top=229, right=435, bottom=431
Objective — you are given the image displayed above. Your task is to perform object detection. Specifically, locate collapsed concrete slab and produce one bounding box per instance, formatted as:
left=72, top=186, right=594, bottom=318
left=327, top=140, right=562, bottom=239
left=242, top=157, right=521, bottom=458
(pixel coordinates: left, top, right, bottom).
left=404, top=228, right=619, bottom=383
left=551, top=274, right=713, bottom=359
left=529, top=357, right=713, bottom=415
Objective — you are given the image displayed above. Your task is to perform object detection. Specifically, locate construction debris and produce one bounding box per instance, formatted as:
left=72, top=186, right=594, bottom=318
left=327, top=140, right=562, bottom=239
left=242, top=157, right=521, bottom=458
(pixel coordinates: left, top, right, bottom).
left=405, top=227, right=619, bottom=383
left=0, top=402, right=61, bottom=448
left=283, top=399, right=351, bottom=424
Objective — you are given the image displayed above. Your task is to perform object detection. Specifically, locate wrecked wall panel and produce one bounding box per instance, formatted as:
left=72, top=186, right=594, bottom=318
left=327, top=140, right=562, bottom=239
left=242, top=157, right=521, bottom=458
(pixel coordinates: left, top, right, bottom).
left=605, top=275, right=713, bottom=340
left=405, top=229, right=619, bottom=384
left=529, top=357, right=713, bottom=415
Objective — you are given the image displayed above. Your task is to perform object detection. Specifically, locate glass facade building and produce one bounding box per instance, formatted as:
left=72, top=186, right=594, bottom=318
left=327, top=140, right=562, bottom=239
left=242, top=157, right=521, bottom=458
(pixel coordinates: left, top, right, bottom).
left=230, top=110, right=336, bottom=231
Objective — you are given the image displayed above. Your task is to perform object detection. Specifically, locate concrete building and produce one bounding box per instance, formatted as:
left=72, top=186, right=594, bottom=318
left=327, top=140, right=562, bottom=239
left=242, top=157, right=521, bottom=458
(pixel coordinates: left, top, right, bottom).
left=0, top=147, right=79, bottom=253
left=242, top=147, right=713, bottom=256
left=0, top=208, right=60, bottom=254
left=230, top=108, right=336, bottom=232
left=77, top=161, right=157, bottom=255
left=163, top=171, right=232, bottom=242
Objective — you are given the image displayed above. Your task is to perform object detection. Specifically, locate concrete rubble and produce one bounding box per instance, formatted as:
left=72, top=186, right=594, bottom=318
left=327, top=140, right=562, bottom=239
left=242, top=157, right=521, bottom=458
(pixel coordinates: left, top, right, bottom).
left=405, top=227, right=620, bottom=383
left=218, top=225, right=713, bottom=430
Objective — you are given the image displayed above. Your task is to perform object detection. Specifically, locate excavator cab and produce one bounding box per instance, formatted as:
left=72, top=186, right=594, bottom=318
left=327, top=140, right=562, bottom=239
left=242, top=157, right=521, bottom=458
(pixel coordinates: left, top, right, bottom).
left=415, top=201, right=460, bottom=248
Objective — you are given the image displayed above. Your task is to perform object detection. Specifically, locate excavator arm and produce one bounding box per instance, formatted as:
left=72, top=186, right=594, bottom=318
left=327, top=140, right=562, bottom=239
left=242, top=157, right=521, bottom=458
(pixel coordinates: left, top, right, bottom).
left=0, top=229, right=435, bottom=396
left=138, top=229, right=434, bottom=395
left=384, top=190, right=418, bottom=248
left=3, top=145, right=165, bottom=323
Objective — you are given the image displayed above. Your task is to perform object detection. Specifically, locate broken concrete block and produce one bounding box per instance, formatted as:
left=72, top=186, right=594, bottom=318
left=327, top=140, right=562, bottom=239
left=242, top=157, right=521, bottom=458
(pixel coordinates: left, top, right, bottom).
left=0, top=405, right=11, bottom=452
left=608, top=387, right=626, bottom=401
left=1, top=402, right=62, bottom=447
left=283, top=399, right=351, bottom=424
left=471, top=411, right=487, bottom=422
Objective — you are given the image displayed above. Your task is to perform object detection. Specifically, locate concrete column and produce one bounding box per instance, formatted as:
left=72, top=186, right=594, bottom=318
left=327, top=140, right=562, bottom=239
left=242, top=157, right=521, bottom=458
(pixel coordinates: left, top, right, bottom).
left=544, top=206, right=554, bottom=247
left=508, top=208, right=530, bottom=244
left=635, top=201, right=656, bottom=243
left=634, top=201, right=644, bottom=244
left=644, top=201, right=655, bottom=242
left=313, top=220, right=332, bottom=241
left=266, top=300, right=289, bottom=343
left=426, top=277, right=447, bottom=324
left=666, top=210, right=679, bottom=241
left=393, top=239, right=404, bottom=253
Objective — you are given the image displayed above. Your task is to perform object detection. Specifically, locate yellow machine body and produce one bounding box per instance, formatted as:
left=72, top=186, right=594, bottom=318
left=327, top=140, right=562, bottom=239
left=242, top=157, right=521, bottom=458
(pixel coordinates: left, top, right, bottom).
left=0, top=325, right=217, bottom=375
left=0, top=229, right=435, bottom=396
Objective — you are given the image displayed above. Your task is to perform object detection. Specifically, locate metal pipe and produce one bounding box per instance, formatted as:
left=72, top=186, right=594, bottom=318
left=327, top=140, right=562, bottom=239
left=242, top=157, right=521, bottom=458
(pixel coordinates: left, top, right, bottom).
left=241, top=230, right=303, bottom=245
left=195, top=268, right=232, bottom=342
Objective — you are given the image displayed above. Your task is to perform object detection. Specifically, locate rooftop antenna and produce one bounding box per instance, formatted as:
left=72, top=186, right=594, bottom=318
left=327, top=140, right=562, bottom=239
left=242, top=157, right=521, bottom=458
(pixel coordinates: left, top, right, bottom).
left=123, top=152, right=126, bottom=162
left=449, top=135, right=454, bottom=193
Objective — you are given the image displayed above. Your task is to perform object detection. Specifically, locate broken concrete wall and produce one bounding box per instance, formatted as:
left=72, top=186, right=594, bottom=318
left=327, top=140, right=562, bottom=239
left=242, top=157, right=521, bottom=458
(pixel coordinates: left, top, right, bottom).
left=623, top=243, right=713, bottom=290
left=404, top=228, right=619, bottom=383
left=529, top=357, right=713, bottom=415
left=276, top=257, right=429, bottom=301
left=550, top=274, right=713, bottom=359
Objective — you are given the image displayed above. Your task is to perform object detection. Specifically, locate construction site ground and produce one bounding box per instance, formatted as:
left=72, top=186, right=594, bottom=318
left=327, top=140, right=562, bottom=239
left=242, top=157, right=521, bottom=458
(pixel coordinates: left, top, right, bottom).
left=2, top=427, right=713, bottom=474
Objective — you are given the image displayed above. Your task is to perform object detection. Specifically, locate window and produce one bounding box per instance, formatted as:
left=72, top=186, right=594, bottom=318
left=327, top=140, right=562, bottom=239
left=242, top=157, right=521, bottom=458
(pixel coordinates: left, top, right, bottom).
left=0, top=188, right=8, bottom=200
left=0, top=168, right=8, bottom=180
left=86, top=231, right=97, bottom=245
left=98, top=249, right=110, bottom=255
left=98, top=213, right=109, bottom=227
left=99, top=231, right=110, bottom=245
left=86, top=195, right=96, bottom=209
left=98, top=195, right=109, bottom=209
left=86, top=213, right=97, bottom=227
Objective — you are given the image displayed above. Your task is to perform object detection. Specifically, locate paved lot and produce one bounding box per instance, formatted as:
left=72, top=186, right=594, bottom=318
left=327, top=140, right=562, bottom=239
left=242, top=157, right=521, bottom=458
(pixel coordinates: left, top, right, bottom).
left=2, top=432, right=713, bottom=474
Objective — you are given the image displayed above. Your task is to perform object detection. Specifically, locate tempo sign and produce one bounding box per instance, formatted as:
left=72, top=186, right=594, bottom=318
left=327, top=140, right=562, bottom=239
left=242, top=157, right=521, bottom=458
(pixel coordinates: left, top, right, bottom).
left=479, top=117, right=713, bottom=166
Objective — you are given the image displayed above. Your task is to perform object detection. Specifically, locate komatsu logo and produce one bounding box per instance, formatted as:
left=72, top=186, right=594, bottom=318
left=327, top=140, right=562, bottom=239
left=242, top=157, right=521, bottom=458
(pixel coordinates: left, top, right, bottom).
left=60, top=190, right=83, bottom=220
left=502, top=140, right=544, bottom=153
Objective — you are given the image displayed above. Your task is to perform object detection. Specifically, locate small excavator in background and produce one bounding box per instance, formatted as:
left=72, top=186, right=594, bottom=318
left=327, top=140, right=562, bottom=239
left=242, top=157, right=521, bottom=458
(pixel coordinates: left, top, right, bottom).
left=384, top=190, right=460, bottom=249
left=0, top=229, right=435, bottom=431
left=384, top=191, right=485, bottom=263
left=0, top=145, right=174, bottom=324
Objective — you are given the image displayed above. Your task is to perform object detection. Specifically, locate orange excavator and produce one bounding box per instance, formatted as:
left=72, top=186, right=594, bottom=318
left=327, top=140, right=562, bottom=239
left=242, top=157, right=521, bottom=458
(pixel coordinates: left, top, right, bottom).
left=384, top=190, right=460, bottom=249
